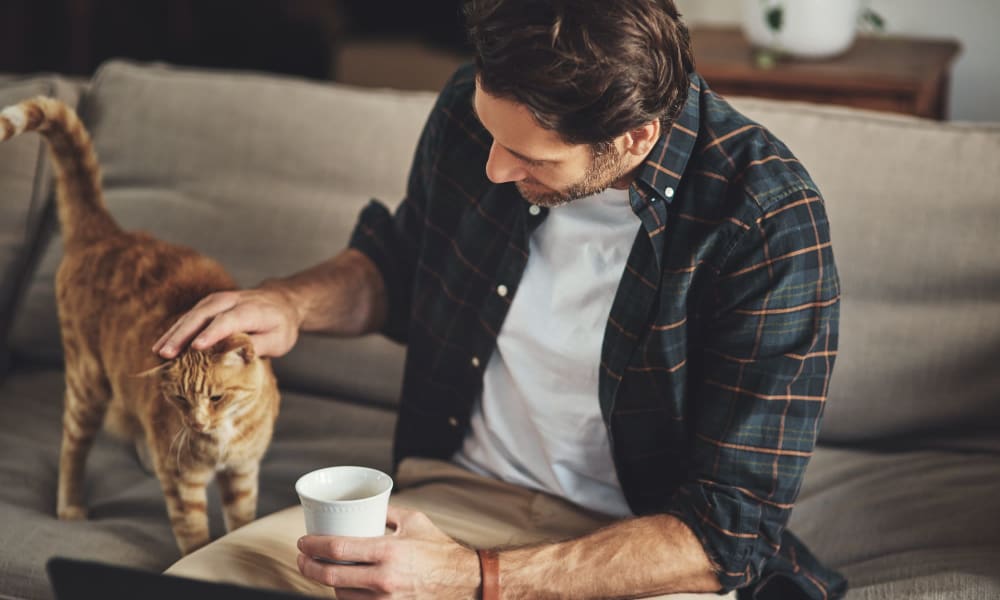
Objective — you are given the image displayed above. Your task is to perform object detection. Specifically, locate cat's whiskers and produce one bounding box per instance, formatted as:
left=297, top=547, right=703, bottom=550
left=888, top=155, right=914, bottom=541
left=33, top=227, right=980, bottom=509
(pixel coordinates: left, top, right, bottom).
left=167, top=425, right=185, bottom=469
left=175, top=426, right=191, bottom=472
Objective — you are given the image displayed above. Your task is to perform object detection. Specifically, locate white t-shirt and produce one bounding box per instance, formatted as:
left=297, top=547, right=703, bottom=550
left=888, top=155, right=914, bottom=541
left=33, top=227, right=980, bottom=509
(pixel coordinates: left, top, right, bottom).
left=453, top=187, right=639, bottom=518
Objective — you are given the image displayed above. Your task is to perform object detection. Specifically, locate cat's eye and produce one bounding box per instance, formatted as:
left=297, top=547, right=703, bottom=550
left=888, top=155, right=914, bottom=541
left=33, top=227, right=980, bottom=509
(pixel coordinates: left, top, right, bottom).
left=210, top=395, right=223, bottom=403
left=173, top=395, right=188, bottom=405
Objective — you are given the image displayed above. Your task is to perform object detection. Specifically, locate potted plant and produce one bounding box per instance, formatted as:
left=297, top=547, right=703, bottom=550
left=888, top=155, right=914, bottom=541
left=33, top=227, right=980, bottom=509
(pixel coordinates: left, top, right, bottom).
left=742, top=0, right=885, bottom=66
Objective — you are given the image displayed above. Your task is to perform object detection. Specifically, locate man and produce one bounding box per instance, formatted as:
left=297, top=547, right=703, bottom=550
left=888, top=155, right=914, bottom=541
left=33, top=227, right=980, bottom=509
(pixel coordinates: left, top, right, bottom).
left=156, top=0, right=846, bottom=598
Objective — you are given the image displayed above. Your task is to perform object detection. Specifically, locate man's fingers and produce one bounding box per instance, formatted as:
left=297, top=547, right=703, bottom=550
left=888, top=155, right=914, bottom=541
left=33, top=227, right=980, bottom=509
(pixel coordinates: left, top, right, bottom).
left=385, top=505, right=414, bottom=524
left=248, top=332, right=284, bottom=359
left=296, top=552, right=384, bottom=591
left=385, top=505, right=413, bottom=534
left=333, top=589, right=381, bottom=600
left=298, top=535, right=386, bottom=564
left=153, top=293, right=238, bottom=357
left=187, top=313, right=239, bottom=351
left=191, top=304, right=271, bottom=351
left=154, top=313, right=211, bottom=358
left=152, top=321, right=181, bottom=356
left=153, top=289, right=298, bottom=359
left=385, top=505, right=440, bottom=538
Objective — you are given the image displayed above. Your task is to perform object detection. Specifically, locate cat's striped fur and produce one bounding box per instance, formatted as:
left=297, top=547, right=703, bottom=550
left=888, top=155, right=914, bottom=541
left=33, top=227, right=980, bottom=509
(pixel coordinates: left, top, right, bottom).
left=1, top=97, right=280, bottom=555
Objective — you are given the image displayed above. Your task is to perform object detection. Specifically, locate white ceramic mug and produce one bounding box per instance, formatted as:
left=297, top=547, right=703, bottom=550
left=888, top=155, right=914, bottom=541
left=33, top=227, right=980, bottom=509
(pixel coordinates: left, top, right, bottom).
left=295, top=466, right=394, bottom=538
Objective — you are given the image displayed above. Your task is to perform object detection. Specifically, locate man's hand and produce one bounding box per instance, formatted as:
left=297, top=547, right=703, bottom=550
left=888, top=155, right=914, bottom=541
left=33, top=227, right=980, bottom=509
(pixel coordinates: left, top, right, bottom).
left=153, top=285, right=302, bottom=359
left=296, top=506, right=481, bottom=600
left=153, top=249, right=388, bottom=360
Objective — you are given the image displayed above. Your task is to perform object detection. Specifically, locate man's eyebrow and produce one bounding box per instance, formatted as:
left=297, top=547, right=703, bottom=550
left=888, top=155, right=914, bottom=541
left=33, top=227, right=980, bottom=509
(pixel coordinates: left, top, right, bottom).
left=469, top=93, right=552, bottom=165
left=499, top=140, right=549, bottom=164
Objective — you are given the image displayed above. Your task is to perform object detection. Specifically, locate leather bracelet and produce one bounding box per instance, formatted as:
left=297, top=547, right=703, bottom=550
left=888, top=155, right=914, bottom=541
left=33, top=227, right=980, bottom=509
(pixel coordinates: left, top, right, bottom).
left=477, top=548, right=500, bottom=600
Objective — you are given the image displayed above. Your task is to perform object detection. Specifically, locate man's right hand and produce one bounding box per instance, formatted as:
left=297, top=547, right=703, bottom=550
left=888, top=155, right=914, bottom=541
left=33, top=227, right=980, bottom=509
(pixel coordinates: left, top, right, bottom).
left=152, top=286, right=303, bottom=360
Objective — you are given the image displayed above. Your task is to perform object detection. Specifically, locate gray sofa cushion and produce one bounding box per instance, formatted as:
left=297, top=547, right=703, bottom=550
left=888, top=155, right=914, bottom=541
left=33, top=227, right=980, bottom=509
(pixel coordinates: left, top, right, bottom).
left=8, top=60, right=440, bottom=407
left=788, top=446, right=1000, bottom=599
left=0, top=367, right=395, bottom=600
left=0, top=77, right=80, bottom=377
left=730, top=98, right=1000, bottom=452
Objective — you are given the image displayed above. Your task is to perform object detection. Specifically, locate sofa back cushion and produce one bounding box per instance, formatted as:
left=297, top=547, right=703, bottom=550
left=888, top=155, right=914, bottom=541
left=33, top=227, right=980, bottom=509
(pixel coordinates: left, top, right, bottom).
left=730, top=98, right=1000, bottom=451
left=8, top=61, right=436, bottom=407
left=8, top=63, right=999, bottom=448
left=0, top=76, right=81, bottom=378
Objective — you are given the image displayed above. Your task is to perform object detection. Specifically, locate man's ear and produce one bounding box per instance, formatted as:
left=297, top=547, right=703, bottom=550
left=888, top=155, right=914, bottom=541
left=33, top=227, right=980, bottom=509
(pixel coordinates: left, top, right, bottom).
left=134, top=361, right=172, bottom=378
left=621, top=119, right=661, bottom=157
left=213, top=333, right=255, bottom=367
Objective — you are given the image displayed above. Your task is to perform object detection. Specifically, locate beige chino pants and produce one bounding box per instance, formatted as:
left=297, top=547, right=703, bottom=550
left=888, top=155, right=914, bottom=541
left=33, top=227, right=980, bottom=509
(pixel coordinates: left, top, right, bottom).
left=167, top=458, right=735, bottom=599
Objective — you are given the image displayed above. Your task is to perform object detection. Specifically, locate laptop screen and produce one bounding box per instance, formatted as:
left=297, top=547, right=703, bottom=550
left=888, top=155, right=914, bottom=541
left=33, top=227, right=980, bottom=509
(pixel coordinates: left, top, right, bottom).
left=48, top=557, right=315, bottom=600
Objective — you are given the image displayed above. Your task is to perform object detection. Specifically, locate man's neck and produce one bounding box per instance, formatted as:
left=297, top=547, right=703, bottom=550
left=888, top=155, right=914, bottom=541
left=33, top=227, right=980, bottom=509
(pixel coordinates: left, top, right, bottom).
left=609, top=128, right=662, bottom=190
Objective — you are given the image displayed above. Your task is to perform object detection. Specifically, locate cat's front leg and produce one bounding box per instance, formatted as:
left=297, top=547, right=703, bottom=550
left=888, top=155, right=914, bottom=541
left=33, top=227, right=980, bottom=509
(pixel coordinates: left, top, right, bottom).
left=57, top=377, right=111, bottom=521
left=217, top=462, right=260, bottom=533
left=158, top=464, right=214, bottom=555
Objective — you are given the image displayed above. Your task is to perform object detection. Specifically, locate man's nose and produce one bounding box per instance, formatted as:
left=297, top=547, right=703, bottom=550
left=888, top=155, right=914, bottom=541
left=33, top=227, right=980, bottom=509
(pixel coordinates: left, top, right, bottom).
left=485, top=142, right=528, bottom=184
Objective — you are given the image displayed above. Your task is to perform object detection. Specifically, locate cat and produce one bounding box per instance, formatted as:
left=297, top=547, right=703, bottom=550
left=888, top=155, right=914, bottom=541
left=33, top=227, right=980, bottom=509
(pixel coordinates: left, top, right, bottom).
left=0, top=97, right=281, bottom=555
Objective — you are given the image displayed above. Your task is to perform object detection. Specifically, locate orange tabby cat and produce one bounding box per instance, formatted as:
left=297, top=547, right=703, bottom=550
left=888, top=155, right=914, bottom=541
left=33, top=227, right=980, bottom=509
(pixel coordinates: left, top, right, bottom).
left=1, top=97, right=280, bottom=555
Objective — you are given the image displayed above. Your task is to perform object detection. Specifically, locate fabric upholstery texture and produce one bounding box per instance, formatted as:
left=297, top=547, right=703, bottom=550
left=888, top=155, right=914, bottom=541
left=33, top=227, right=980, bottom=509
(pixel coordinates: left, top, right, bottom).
left=0, top=62, right=997, bottom=599
left=729, top=99, right=1000, bottom=452
left=789, top=446, right=1000, bottom=597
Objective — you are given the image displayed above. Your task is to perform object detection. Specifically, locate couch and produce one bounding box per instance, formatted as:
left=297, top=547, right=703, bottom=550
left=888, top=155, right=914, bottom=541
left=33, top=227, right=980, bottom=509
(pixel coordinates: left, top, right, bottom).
left=0, top=61, right=997, bottom=600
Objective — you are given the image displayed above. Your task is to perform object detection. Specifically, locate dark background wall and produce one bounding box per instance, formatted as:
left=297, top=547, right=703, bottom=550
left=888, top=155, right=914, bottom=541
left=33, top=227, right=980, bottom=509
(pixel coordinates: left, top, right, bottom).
left=0, top=0, right=469, bottom=81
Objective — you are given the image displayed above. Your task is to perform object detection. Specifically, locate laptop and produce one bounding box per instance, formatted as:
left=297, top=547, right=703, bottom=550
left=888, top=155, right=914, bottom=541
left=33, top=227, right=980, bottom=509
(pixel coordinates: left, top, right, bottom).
left=47, top=557, right=317, bottom=600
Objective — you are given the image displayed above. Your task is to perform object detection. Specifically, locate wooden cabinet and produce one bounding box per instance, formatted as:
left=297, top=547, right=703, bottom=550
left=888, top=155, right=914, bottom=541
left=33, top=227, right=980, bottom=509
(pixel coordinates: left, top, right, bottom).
left=691, top=27, right=961, bottom=120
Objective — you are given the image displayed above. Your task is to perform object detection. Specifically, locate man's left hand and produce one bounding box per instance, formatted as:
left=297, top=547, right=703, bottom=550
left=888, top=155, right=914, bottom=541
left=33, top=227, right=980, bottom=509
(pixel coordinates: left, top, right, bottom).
left=297, top=505, right=481, bottom=599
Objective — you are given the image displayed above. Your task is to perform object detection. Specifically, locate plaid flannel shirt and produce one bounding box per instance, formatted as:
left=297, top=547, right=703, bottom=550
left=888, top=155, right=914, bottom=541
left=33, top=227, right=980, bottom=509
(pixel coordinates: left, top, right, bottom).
left=349, top=64, right=847, bottom=599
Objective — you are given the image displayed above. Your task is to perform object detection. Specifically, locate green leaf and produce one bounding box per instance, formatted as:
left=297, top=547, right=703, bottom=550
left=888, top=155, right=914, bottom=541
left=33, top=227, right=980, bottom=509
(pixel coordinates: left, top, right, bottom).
left=765, top=6, right=784, bottom=32
left=862, top=10, right=886, bottom=32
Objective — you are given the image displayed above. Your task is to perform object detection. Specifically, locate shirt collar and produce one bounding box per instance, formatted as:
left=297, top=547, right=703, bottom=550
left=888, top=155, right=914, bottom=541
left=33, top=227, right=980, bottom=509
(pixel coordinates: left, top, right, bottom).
left=636, top=75, right=702, bottom=202
left=627, top=73, right=703, bottom=267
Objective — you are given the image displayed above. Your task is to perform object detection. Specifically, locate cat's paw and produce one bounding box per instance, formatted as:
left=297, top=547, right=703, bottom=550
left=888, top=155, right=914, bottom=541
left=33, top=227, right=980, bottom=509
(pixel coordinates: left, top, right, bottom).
left=57, top=504, right=88, bottom=521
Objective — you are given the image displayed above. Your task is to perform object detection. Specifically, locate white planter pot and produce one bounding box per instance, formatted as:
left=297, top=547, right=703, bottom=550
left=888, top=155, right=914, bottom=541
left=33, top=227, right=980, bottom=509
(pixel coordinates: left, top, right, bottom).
left=742, top=0, right=863, bottom=59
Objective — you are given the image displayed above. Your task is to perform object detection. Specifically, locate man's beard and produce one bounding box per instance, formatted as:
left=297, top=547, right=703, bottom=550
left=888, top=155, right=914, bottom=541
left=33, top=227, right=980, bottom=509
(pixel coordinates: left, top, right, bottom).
left=515, top=145, right=630, bottom=208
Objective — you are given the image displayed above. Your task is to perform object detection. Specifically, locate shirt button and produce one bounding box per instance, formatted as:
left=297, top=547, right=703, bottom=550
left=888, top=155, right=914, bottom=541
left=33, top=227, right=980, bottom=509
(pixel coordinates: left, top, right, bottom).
left=471, top=356, right=481, bottom=368
left=528, top=204, right=541, bottom=216
left=448, top=417, right=459, bottom=427
left=497, top=284, right=508, bottom=297
left=664, top=186, right=675, bottom=198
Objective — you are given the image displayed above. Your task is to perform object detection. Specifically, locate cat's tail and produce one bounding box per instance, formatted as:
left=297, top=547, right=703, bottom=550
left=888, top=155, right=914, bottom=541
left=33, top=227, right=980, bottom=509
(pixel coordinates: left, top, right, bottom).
left=1, top=97, right=120, bottom=246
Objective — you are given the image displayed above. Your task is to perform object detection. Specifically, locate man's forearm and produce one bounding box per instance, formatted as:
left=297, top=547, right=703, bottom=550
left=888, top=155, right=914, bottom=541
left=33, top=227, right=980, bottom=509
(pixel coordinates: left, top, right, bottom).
left=263, top=248, right=388, bottom=337
left=499, top=514, right=721, bottom=599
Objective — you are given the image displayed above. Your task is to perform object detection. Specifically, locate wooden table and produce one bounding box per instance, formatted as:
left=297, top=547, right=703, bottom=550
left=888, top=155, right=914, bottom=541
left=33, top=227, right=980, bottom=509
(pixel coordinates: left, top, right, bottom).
left=691, top=27, right=962, bottom=120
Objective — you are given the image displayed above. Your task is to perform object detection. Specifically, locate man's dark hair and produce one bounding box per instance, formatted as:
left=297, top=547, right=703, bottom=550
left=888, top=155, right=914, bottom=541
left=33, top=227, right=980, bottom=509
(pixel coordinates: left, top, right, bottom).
left=464, top=0, right=695, bottom=146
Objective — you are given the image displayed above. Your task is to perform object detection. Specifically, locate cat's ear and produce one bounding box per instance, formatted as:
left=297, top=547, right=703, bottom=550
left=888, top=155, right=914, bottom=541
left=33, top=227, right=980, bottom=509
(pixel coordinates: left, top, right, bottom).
left=214, top=333, right=255, bottom=367
left=134, top=361, right=172, bottom=378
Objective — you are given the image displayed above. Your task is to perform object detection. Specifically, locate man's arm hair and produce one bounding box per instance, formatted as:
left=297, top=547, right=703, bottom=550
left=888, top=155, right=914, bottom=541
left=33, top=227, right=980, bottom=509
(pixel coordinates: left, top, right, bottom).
left=498, top=514, right=722, bottom=598
left=265, top=248, right=388, bottom=337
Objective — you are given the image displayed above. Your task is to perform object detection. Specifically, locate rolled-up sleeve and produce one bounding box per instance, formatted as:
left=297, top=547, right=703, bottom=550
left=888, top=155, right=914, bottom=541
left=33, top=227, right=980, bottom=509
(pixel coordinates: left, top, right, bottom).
left=665, top=188, right=840, bottom=593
